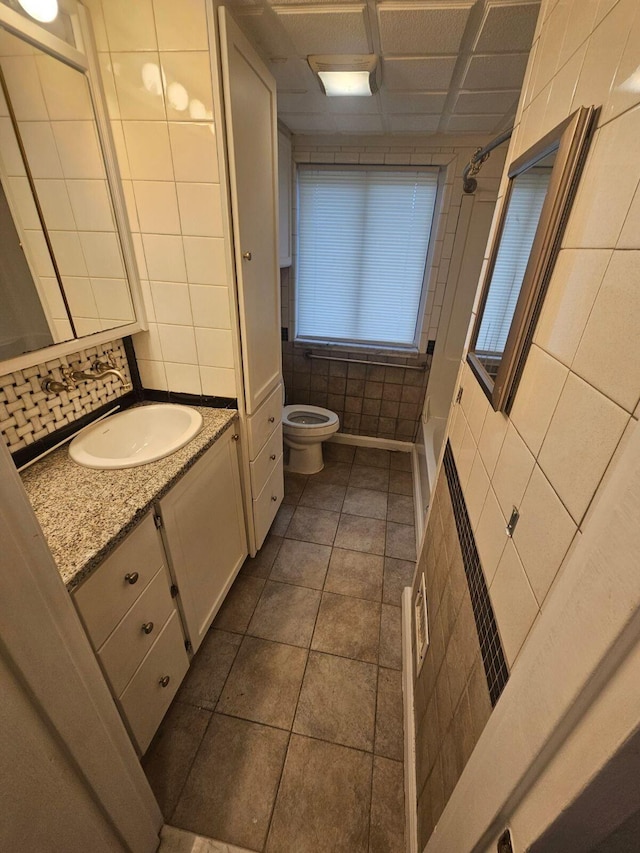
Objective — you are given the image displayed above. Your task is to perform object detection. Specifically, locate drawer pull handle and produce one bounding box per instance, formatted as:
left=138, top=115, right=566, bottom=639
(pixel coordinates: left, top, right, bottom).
left=124, top=572, right=139, bottom=585
left=268, top=416, right=275, bottom=423
left=232, top=433, right=239, bottom=441
left=270, top=454, right=276, bottom=461
left=159, top=675, right=170, bottom=688
left=242, top=251, right=252, bottom=260
left=142, top=622, right=154, bottom=635
left=271, top=495, right=278, bottom=502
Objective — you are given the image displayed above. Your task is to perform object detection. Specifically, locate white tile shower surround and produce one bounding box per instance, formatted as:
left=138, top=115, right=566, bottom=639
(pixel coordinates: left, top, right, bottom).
left=0, top=339, right=131, bottom=453
left=445, top=0, right=640, bottom=674
left=142, top=444, right=412, bottom=853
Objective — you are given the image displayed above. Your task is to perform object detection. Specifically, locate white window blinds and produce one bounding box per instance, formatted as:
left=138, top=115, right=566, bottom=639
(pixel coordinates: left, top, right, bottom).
left=475, top=170, right=551, bottom=357
left=296, top=167, right=438, bottom=348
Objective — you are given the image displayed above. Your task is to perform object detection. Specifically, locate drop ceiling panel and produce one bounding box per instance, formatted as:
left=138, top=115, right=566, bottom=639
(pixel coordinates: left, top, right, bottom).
left=268, top=58, right=319, bottom=92
left=280, top=112, right=339, bottom=132
left=382, top=57, right=457, bottom=91
left=475, top=2, right=540, bottom=53
left=279, top=91, right=382, bottom=112
left=463, top=53, right=530, bottom=90
left=333, top=114, right=384, bottom=132
left=378, top=3, right=474, bottom=56
left=447, top=113, right=504, bottom=132
left=381, top=92, right=447, bottom=113
left=234, top=8, right=297, bottom=55
left=389, top=114, right=441, bottom=133
left=273, top=5, right=371, bottom=55
left=454, top=90, right=519, bottom=114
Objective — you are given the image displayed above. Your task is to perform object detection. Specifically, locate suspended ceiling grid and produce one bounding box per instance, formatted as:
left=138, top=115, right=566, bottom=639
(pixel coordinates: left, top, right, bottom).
left=228, top=0, right=541, bottom=135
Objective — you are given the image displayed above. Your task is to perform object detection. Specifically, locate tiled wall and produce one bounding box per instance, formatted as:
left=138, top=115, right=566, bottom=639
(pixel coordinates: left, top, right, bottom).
left=414, top=0, right=640, bottom=836
left=83, top=0, right=237, bottom=398
left=0, top=338, right=131, bottom=453
left=413, top=460, right=493, bottom=847
left=281, top=134, right=505, bottom=439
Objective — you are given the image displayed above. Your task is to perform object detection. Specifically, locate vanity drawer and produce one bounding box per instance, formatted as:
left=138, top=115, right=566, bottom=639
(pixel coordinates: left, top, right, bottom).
left=250, top=423, right=283, bottom=496
left=73, top=513, right=165, bottom=650
left=253, top=454, right=284, bottom=549
left=97, top=566, right=175, bottom=697
left=119, top=610, right=189, bottom=755
left=247, top=383, right=282, bottom=459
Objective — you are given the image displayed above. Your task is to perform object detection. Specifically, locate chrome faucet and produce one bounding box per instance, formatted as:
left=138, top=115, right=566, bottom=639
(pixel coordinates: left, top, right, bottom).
left=41, top=357, right=132, bottom=395
left=72, top=358, right=133, bottom=392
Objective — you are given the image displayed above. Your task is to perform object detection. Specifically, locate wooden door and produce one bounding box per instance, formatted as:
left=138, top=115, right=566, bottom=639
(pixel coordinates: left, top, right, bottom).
left=219, top=8, right=282, bottom=415
left=157, top=428, right=247, bottom=654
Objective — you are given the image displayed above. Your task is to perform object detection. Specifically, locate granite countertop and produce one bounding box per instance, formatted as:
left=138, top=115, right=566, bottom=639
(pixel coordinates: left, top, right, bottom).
left=20, top=406, right=238, bottom=592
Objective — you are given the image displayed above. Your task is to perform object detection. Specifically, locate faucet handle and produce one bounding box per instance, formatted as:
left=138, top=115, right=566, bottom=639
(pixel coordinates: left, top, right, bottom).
left=61, top=367, right=77, bottom=387
left=93, top=355, right=115, bottom=372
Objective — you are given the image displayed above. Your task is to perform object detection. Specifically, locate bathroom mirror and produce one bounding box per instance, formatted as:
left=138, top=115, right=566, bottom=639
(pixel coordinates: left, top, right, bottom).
left=0, top=0, right=144, bottom=368
left=467, top=106, right=597, bottom=412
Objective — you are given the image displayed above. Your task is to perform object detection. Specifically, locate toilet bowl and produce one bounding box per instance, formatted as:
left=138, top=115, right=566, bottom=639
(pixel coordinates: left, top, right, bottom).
left=282, top=404, right=340, bottom=474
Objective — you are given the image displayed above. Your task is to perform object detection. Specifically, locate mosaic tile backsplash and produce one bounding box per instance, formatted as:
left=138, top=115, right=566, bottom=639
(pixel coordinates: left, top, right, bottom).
left=0, top=339, right=132, bottom=454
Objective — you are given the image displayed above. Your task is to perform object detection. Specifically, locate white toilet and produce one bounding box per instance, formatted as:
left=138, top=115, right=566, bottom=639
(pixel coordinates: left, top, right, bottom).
left=282, top=403, right=340, bottom=474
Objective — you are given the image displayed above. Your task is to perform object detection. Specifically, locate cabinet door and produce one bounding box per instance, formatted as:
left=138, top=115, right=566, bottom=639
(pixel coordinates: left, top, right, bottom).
left=218, top=8, right=282, bottom=415
left=278, top=131, right=292, bottom=267
left=157, top=428, right=247, bottom=654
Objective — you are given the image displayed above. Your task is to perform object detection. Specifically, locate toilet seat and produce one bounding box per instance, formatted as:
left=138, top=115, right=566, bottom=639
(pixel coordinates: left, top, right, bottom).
left=282, top=404, right=339, bottom=432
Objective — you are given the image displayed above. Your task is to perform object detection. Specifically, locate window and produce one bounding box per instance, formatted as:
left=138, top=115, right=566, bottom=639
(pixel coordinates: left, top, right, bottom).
left=468, top=106, right=597, bottom=412
left=295, top=166, right=439, bottom=349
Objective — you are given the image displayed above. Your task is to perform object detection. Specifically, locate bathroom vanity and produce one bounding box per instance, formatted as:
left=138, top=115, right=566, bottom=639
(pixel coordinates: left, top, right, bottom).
left=21, top=407, right=247, bottom=755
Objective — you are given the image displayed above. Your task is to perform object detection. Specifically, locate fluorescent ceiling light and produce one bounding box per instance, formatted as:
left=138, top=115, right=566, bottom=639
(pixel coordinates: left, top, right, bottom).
left=309, top=55, right=379, bottom=97
left=317, top=70, right=372, bottom=97
left=17, top=0, right=58, bottom=23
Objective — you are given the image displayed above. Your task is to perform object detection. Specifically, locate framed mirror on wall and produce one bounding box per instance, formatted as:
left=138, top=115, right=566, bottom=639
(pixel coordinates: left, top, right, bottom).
left=0, top=0, right=146, bottom=370
left=467, top=106, right=598, bottom=413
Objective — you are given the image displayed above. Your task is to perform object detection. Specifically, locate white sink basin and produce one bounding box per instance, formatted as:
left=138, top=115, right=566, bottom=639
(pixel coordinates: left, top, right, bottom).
left=69, top=404, right=203, bottom=469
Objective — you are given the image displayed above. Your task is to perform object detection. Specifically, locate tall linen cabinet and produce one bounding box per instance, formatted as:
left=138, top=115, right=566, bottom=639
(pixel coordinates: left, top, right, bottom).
left=210, top=7, right=284, bottom=554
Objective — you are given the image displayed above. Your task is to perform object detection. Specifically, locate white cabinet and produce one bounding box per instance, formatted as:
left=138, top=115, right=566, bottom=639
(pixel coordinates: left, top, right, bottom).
left=219, top=9, right=282, bottom=417
left=278, top=130, right=292, bottom=267
left=157, top=426, right=247, bottom=654
left=72, top=426, right=247, bottom=754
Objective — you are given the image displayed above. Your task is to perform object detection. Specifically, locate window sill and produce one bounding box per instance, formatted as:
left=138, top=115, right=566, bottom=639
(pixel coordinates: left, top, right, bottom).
left=293, top=338, right=422, bottom=359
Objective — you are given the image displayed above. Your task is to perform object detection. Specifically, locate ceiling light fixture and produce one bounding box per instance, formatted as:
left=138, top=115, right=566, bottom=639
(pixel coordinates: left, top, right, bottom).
left=308, top=54, right=379, bottom=97
left=17, top=0, right=58, bottom=23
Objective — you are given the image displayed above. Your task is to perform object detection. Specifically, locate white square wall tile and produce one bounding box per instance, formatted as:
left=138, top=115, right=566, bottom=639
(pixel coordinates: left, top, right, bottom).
left=534, top=249, right=612, bottom=367
left=200, top=366, right=237, bottom=398
left=111, top=52, right=166, bottom=120
left=35, top=53, right=93, bottom=121
left=478, top=408, right=508, bottom=478
left=133, top=323, right=163, bottom=362
left=157, top=324, right=198, bottom=364
left=48, top=231, right=87, bottom=277
left=176, top=183, right=224, bottom=237
left=489, top=540, right=539, bottom=667
left=1, top=56, right=48, bottom=121
left=538, top=372, right=630, bottom=523
left=164, top=362, right=202, bottom=395
left=572, top=250, right=640, bottom=413
left=32, top=180, right=75, bottom=230
left=465, top=452, right=490, bottom=531
left=122, top=121, right=174, bottom=181
left=510, top=345, right=569, bottom=456
left=474, top=486, right=507, bottom=588
left=513, top=465, right=577, bottom=606
left=61, top=276, right=98, bottom=318
left=132, top=181, right=181, bottom=235
left=102, top=0, right=157, bottom=52
left=142, top=234, right=187, bottom=283
left=137, top=359, right=168, bottom=391
left=161, top=52, right=214, bottom=122
left=153, top=0, right=209, bottom=51
left=150, top=281, right=193, bottom=326
left=66, top=180, right=115, bottom=232
left=23, top=230, right=55, bottom=278
left=19, top=122, right=63, bottom=179
left=51, top=122, right=106, bottom=180
left=189, top=285, right=231, bottom=329
left=8, top=177, right=39, bottom=230
left=92, top=278, right=134, bottom=322
left=183, top=236, right=227, bottom=285
left=453, top=422, right=476, bottom=489
left=78, top=232, right=125, bottom=278
left=121, top=180, right=140, bottom=233
left=168, top=122, right=219, bottom=183
left=194, top=327, right=234, bottom=369
left=491, top=422, right=535, bottom=520
left=0, top=117, right=27, bottom=176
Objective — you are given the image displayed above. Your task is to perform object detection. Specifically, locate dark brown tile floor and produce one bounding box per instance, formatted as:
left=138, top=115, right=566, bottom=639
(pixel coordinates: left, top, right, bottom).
left=143, top=443, right=416, bottom=853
